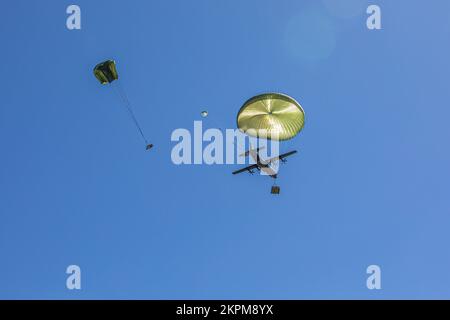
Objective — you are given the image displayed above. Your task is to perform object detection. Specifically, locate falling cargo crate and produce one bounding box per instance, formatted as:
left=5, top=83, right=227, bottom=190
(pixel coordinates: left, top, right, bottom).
left=271, top=186, right=280, bottom=194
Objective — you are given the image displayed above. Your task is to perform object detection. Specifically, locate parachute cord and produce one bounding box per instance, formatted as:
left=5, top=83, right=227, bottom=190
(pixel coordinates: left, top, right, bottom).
left=112, top=82, right=149, bottom=145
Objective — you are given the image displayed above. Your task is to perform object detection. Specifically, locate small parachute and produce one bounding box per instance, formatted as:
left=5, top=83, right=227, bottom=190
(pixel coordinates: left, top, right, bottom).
left=93, top=60, right=153, bottom=151
left=94, top=60, right=118, bottom=84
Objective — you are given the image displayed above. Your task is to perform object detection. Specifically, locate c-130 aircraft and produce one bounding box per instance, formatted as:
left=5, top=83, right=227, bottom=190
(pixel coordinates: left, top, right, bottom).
left=232, top=146, right=297, bottom=194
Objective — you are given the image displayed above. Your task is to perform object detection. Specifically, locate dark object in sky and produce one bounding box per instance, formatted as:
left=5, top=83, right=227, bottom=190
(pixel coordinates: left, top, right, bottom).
left=271, top=186, right=280, bottom=194
left=93, top=59, right=152, bottom=151
left=93, top=60, right=118, bottom=84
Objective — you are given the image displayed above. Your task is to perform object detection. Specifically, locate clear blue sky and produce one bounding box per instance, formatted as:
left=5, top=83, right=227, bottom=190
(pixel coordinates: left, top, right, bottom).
left=1, top=0, right=450, bottom=299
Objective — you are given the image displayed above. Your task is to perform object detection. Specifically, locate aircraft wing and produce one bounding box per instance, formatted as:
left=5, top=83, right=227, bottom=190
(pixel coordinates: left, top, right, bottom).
left=267, top=150, right=297, bottom=164
left=232, top=164, right=259, bottom=175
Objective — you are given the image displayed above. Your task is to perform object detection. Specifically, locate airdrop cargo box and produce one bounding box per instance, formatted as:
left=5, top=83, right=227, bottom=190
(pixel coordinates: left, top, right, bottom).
left=271, top=186, right=280, bottom=194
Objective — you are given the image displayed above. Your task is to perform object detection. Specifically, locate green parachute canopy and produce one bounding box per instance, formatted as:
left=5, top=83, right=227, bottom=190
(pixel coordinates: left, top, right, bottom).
left=93, top=60, right=119, bottom=85
left=237, top=93, right=305, bottom=141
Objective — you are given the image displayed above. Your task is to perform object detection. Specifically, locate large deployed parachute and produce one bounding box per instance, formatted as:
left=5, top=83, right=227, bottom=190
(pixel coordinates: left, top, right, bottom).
left=93, top=60, right=153, bottom=150
left=237, top=93, right=305, bottom=141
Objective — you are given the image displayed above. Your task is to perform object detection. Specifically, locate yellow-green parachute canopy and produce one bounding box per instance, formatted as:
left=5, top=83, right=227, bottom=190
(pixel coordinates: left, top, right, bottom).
left=237, top=93, right=305, bottom=141
left=93, top=60, right=118, bottom=84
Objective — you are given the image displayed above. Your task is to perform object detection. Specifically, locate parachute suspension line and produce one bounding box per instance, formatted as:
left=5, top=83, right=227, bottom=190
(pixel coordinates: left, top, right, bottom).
left=112, top=82, right=149, bottom=145
left=272, top=176, right=278, bottom=186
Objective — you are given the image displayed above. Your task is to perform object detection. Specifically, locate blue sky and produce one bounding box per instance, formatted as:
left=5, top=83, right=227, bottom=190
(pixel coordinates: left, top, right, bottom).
left=1, top=0, right=450, bottom=299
